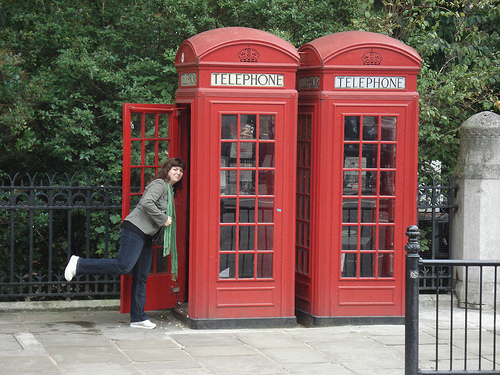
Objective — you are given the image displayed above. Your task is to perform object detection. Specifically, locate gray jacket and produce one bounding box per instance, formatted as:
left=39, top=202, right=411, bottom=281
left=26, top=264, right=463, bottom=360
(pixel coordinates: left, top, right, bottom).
left=125, top=179, right=170, bottom=238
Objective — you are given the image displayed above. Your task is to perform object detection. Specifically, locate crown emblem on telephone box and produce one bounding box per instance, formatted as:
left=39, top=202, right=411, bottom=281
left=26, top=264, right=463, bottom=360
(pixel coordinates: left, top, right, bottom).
left=238, top=47, right=260, bottom=63
left=361, top=51, right=383, bottom=65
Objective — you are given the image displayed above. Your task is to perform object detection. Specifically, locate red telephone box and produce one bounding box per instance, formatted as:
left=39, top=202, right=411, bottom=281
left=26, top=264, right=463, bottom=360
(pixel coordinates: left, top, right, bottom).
left=295, top=31, right=422, bottom=325
left=174, top=27, right=300, bottom=327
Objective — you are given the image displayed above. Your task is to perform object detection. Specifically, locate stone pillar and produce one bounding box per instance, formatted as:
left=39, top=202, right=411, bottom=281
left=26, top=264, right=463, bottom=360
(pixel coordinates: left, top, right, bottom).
left=452, top=111, right=500, bottom=308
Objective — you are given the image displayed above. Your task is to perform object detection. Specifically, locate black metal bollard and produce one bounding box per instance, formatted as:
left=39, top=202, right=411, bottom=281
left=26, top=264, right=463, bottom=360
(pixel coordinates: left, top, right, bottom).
left=405, top=225, right=421, bottom=375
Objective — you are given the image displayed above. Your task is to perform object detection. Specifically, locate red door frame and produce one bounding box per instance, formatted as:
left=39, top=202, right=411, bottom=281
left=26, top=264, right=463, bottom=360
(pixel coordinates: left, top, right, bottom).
left=121, top=103, right=188, bottom=313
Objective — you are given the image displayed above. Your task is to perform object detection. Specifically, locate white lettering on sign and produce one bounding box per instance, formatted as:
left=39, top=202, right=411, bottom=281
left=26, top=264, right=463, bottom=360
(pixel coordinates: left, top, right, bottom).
left=211, top=73, right=284, bottom=87
left=181, top=73, right=197, bottom=86
left=335, top=76, right=406, bottom=90
left=298, top=76, right=320, bottom=90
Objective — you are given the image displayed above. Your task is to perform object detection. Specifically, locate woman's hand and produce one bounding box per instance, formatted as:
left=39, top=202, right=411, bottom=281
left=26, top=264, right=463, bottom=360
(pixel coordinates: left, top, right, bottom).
left=164, top=216, right=173, bottom=227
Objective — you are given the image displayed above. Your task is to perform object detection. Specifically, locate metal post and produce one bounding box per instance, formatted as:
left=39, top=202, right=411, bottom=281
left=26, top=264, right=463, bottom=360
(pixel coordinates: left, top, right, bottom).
left=405, top=225, right=421, bottom=375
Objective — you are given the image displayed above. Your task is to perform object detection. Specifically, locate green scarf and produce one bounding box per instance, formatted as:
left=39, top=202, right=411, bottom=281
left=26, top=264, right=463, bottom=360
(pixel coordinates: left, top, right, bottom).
left=163, top=184, right=177, bottom=281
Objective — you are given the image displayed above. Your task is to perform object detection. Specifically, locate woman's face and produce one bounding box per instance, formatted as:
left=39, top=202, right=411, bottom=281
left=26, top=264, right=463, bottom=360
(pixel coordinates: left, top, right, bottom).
left=167, top=166, right=184, bottom=185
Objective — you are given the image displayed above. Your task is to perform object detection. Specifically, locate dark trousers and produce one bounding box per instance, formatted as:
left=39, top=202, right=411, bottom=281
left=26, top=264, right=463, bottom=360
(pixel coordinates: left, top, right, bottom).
left=76, top=228, right=153, bottom=322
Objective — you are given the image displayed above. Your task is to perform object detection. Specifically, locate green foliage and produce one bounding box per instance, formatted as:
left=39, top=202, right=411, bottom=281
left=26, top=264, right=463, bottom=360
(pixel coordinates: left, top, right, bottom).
left=355, top=0, right=500, bottom=175
left=0, top=0, right=498, bottom=177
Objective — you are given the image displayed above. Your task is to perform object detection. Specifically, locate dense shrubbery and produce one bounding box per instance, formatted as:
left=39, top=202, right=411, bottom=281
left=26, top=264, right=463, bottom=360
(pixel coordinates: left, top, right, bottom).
left=0, top=0, right=499, bottom=177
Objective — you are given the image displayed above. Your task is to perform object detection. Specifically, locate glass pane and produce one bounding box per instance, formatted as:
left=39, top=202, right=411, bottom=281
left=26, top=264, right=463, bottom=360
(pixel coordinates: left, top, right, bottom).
left=296, top=195, right=302, bottom=219
left=304, top=169, right=310, bottom=194
left=219, top=254, right=235, bottom=278
left=343, top=171, right=359, bottom=195
left=342, top=226, right=357, bottom=250
left=296, top=221, right=303, bottom=247
left=145, top=113, right=156, bottom=138
left=360, top=226, right=375, bottom=250
left=361, top=171, right=377, bottom=195
left=379, top=198, right=395, bottom=223
left=239, top=198, right=255, bottom=223
left=258, top=170, right=274, bottom=195
left=360, top=253, right=375, bottom=277
left=221, top=170, right=237, bottom=196
left=296, top=248, right=303, bottom=273
left=344, top=144, right=359, bottom=162
left=259, top=115, right=275, bottom=140
left=378, top=253, right=394, bottom=277
left=344, top=116, right=360, bottom=140
left=380, top=171, right=395, bottom=195
left=220, top=198, right=237, bottom=223
left=130, top=168, right=142, bottom=194
left=239, top=171, right=255, bottom=195
left=363, top=116, right=378, bottom=140
left=220, top=226, right=236, bottom=251
left=341, top=253, right=357, bottom=277
left=378, top=226, right=394, bottom=250
left=363, top=144, right=378, bottom=168
left=259, top=143, right=275, bottom=167
left=239, top=226, right=255, bottom=250
left=130, top=113, right=142, bottom=138
left=240, top=114, right=256, bottom=139
left=258, top=198, right=274, bottom=222
left=304, top=221, right=310, bottom=247
left=381, top=116, right=397, bottom=141
left=360, top=198, right=376, bottom=223
left=257, top=253, right=273, bottom=278
left=144, top=167, right=156, bottom=185
left=381, top=144, right=396, bottom=168
left=156, top=248, right=167, bottom=273
left=221, top=114, right=238, bottom=139
left=158, top=141, right=169, bottom=163
left=131, top=141, right=142, bottom=166
left=343, top=199, right=358, bottom=223
left=158, top=113, right=169, bottom=138
left=240, top=143, right=255, bottom=166
left=221, top=142, right=237, bottom=161
left=257, top=226, right=273, bottom=250
left=238, top=254, right=254, bottom=278
left=144, top=140, right=156, bottom=166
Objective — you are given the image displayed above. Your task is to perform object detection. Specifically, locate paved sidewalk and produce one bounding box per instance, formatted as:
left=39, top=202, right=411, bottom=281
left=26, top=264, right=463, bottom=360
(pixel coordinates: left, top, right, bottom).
left=0, top=300, right=497, bottom=375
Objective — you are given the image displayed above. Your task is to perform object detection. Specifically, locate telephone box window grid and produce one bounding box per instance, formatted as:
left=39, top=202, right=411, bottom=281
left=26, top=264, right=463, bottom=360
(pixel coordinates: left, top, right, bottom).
left=341, top=115, right=397, bottom=279
left=219, top=113, right=276, bottom=280
left=296, top=113, right=312, bottom=276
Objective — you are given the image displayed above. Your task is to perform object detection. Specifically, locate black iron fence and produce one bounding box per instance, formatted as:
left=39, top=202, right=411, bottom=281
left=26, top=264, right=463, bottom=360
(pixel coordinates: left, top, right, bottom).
left=417, top=175, right=458, bottom=291
left=405, top=226, right=500, bottom=375
left=1, top=173, right=458, bottom=301
left=0, top=173, right=122, bottom=301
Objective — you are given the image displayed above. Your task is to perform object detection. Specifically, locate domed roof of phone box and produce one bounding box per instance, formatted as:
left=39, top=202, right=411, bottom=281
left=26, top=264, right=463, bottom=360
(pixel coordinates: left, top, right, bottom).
left=175, top=27, right=299, bottom=67
left=299, top=31, right=421, bottom=69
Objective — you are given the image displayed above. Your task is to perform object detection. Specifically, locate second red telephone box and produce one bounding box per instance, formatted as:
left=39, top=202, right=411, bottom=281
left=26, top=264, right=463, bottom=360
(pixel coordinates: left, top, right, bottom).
left=174, top=27, right=300, bottom=328
left=295, top=31, right=422, bottom=325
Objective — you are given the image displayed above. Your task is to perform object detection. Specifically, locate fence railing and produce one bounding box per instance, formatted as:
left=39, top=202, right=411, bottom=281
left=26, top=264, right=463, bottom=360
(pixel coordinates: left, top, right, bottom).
left=0, top=173, right=122, bottom=300
left=405, top=226, right=500, bottom=375
left=1, top=173, right=458, bottom=301
left=417, top=175, right=458, bottom=292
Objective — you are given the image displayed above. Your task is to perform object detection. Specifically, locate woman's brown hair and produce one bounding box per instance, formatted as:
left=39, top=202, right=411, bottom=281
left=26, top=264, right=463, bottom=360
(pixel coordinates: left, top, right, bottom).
left=149, top=157, right=186, bottom=191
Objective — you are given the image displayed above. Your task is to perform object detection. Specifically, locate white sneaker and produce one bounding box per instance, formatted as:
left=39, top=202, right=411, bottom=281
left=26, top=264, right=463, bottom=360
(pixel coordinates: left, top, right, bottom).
left=64, top=255, right=79, bottom=282
left=130, top=320, right=156, bottom=329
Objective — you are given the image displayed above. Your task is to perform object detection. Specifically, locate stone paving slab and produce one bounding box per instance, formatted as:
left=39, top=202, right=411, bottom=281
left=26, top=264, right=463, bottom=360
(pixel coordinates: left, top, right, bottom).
left=0, top=303, right=497, bottom=374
